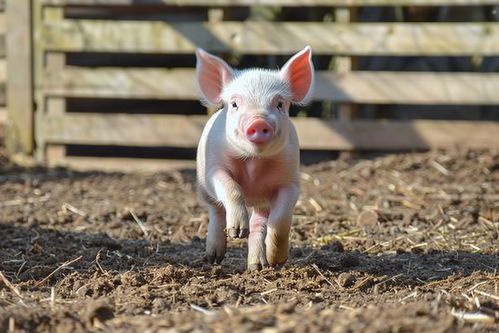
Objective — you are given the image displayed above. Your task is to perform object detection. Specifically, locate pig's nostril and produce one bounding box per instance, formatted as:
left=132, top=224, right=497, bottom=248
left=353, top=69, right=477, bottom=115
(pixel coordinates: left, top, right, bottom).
left=263, top=129, right=268, bottom=134
left=248, top=128, right=256, bottom=135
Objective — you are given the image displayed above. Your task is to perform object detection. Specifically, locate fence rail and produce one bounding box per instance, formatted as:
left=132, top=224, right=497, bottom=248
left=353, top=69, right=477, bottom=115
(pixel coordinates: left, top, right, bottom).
left=39, top=113, right=499, bottom=150
left=40, top=68, right=499, bottom=105
left=40, top=21, right=499, bottom=56
left=38, top=0, right=499, bottom=7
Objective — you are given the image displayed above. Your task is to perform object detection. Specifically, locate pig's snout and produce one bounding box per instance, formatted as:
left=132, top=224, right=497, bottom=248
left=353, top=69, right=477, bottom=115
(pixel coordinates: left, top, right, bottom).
left=245, top=119, right=274, bottom=145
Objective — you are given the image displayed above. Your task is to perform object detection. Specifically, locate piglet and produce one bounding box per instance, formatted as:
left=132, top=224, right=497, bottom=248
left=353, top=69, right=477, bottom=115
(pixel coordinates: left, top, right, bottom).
left=195, top=47, right=314, bottom=270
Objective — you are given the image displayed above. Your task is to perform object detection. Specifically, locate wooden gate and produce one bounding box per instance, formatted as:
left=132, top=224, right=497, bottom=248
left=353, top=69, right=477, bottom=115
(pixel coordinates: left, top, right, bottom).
left=6, top=0, right=499, bottom=170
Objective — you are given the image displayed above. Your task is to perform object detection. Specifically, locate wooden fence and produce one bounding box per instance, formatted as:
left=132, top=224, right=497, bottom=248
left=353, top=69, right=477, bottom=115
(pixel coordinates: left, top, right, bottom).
left=0, top=2, right=6, bottom=124
left=5, top=0, right=499, bottom=170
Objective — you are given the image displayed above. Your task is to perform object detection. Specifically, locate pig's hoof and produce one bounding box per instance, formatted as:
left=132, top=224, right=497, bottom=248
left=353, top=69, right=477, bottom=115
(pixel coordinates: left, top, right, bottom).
left=206, top=240, right=226, bottom=264
left=226, top=227, right=249, bottom=239
left=247, top=254, right=268, bottom=271
left=206, top=250, right=225, bottom=264
left=247, top=263, right=268, bottom=271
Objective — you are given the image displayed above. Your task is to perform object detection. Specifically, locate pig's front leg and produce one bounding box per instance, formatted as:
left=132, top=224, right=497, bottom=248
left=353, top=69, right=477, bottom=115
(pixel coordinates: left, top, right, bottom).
left=210, top=169, right=250, bottom=239
left=247, top=209, right=269, bottom=271
left=266, top=184, right=299, bottom=266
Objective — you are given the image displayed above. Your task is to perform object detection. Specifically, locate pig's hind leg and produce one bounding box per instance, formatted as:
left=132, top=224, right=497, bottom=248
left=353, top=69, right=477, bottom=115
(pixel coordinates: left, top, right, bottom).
left=247, top=209, right=269, bottom=271
left=206, top=203, right=227, bottom=264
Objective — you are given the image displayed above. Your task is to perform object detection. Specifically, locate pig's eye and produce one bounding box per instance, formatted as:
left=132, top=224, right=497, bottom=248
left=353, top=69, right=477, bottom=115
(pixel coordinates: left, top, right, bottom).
left=231, top=101, right=238, bottom=109
left=277, top=101, right=283, bottom=110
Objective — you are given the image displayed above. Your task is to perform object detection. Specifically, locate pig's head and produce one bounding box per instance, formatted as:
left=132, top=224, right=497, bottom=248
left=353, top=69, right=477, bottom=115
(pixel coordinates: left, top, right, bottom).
left=195, top=47, right=314, bottom=158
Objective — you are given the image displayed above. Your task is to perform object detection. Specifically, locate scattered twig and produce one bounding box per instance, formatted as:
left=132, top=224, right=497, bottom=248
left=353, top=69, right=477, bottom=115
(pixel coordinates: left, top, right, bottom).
left=0, top=271, right=23, bottom=299
left=50, top=287, right=56, bottom=307
left=399, top=291, right=418, bottom=303
left=75, top=283, right=92, bottom=295
left=260, top=288, right=278, bottom=296
left=235, top=296, right=242, bottom=308
left=430, top=160, right=450, bottom=176
left=450, top=309, right=496, bottom=324
left=128, top=209, right=149, bottom=237
left=35, top=256, right=83, bottom=287
left=190, top=304, right=216, bottom=316
left=474, top=289, right=499, bottom=301
left=309, top=198, right=322, bottom=212
left=353, top=276, right=374, bottom=290
left=14, top=260, right=27, bottom=280
left=8, top=317, right=15, bottom=333
left=61, top=203, right=87, bottom=217
left=95, top=249, right=109, bottom=276
left=311, top=264, right=338, bottom=288
left=467, top=281, right=491, bottom=292
left=339, top=305, right=356, bottom=311
left=375, top=273, right=403, bottom=287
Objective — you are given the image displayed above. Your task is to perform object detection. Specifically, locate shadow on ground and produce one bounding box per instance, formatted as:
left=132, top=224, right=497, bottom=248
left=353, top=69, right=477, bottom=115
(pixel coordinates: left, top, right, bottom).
left=1, top=223, right=497, bottom=289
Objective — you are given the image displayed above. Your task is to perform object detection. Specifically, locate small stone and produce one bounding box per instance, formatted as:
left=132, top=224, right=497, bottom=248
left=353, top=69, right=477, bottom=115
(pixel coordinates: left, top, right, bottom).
left=337, top=273, right=356, bottom=288
left=357, top=210, right=378, bottom=227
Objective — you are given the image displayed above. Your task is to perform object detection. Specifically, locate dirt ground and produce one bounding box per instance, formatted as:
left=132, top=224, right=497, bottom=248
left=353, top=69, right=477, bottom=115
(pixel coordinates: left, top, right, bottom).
left=0, top=134, right=498, bottom=332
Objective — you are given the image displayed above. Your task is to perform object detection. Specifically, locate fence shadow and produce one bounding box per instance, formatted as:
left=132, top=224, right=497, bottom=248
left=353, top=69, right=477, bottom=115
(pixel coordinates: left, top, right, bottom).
left=292, top=247, right=498, bottom=289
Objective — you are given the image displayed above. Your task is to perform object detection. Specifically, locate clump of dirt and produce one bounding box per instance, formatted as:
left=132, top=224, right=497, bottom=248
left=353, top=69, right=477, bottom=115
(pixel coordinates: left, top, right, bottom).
left=0, top=148, right=498, bottom=332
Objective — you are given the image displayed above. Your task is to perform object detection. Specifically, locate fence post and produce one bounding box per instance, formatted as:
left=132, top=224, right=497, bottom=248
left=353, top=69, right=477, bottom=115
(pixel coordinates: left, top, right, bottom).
left=6, top=0, right=33, bottom=156
left=335, top=7, right=358, bottom=121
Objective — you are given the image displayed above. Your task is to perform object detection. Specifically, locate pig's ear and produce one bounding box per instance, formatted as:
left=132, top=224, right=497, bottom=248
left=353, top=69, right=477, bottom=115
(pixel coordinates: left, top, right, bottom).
left=195, top=48, right=234, bottom=106
left=280, top=46, right=315, bottom=105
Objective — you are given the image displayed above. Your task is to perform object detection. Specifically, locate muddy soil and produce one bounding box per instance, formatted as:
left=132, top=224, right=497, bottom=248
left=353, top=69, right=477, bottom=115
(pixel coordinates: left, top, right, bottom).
left=0, top=138, right=498, bottom=332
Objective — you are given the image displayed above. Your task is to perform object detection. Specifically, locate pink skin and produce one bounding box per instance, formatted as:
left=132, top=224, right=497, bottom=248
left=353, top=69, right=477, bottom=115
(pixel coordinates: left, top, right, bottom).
left=195, top=47, right=314, bottom=269
left=248, top=209, right=269, bottom=270
left=245, top=119, right=274, bottom=145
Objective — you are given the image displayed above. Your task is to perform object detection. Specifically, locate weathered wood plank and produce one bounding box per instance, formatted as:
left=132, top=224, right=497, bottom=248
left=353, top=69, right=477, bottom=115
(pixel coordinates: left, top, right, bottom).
left=39, top=114, right=499, bottom=150
left=40, top=68, right=499, bottom=105
left=314, top=72, right=499, bottom=105
left=40, top=113, right=206, bottom=147
left=39, top=0, right=499, bottom=7
left=0, top=34, right=5, bottom=58
left=296, top=118, right=499, bottom=150
left=0, top=4, right=5, bottom=56
left=6, top=0, right=34, bottom=154
left=39, top=20, right=499, bottom=56
left=0, top=82, right=5, bottom=105
left=0, top=12, right=5, bottom=33
left=0, top=58, right=7, bottom=84
left=46, top=155, right=196, bottom=172
left=0, top=107, right=6, bottom=124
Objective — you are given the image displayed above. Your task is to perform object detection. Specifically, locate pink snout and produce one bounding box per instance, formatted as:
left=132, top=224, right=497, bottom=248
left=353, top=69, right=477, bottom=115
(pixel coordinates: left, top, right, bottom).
left=245, top=119, right=274, bottom=145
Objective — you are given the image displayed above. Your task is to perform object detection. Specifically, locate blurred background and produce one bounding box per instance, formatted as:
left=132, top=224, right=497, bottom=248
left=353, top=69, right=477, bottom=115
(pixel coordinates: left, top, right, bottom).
left=2, top=0, right=499, bottom=171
